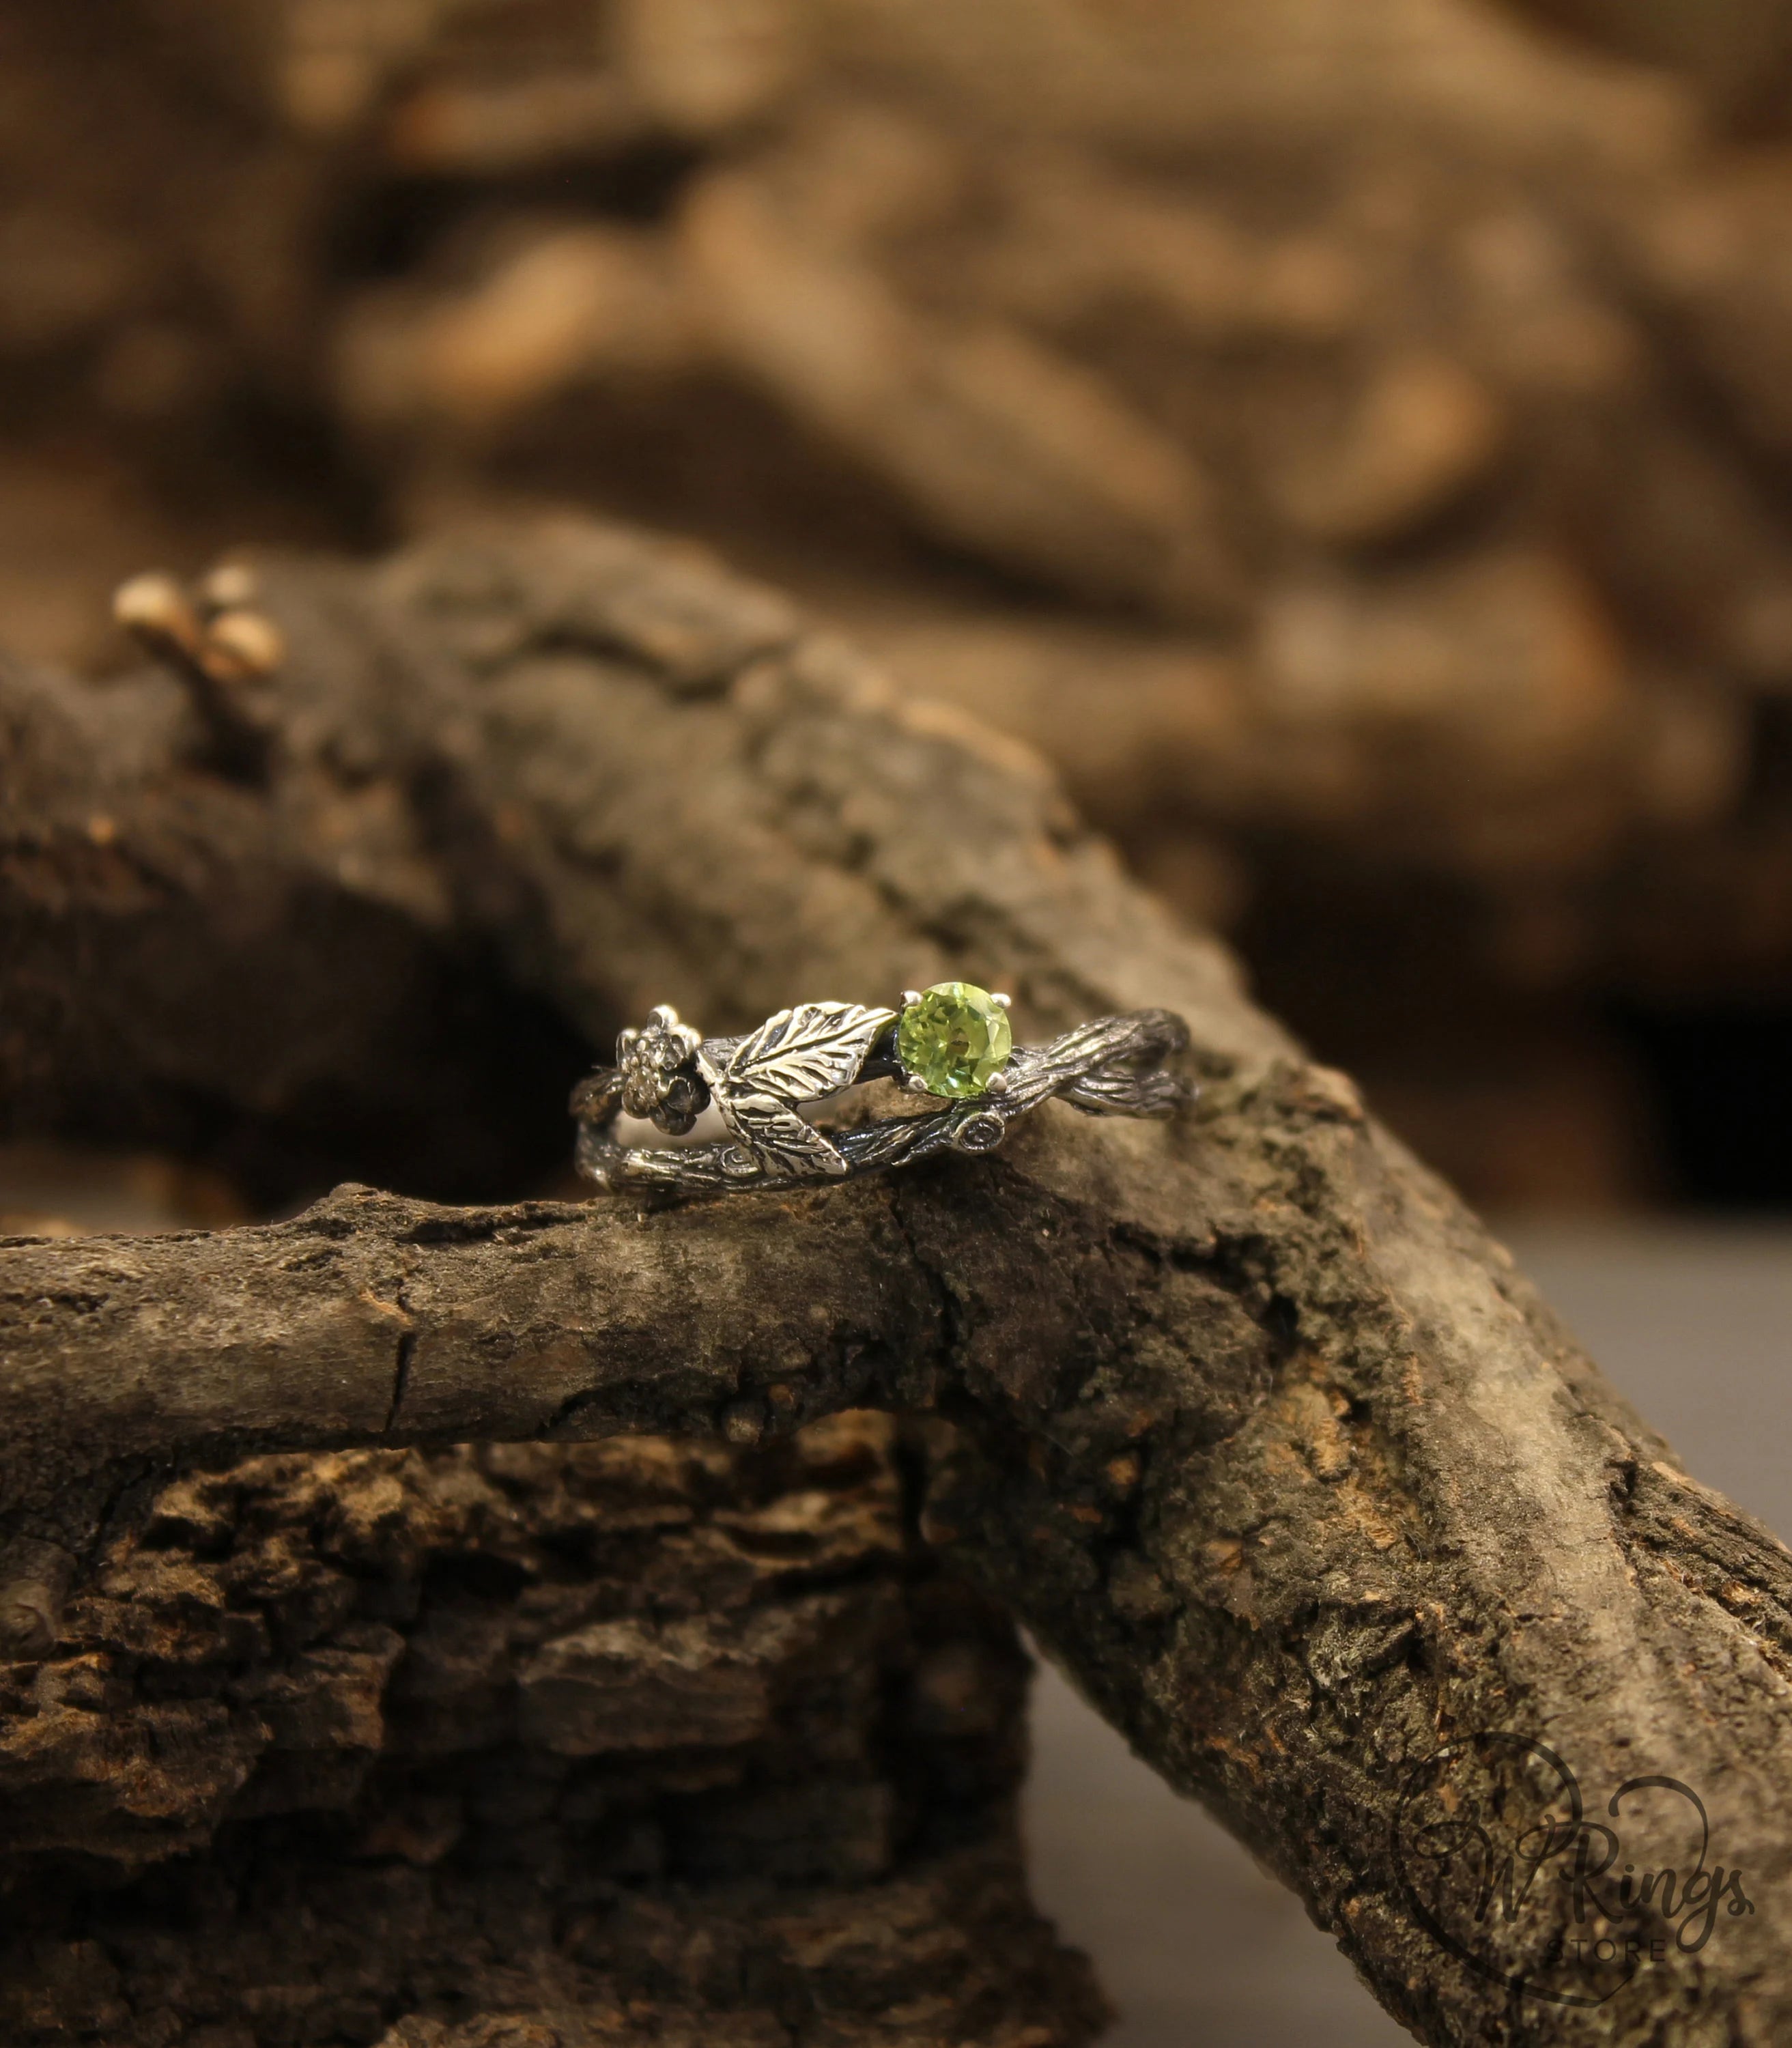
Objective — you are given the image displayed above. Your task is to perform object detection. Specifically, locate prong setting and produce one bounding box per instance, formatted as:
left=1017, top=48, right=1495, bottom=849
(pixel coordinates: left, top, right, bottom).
left=901, top=990, right=922, bottom=1007
left=991, top=993, right=1012, bottom=1010
left=986, top=1071, right=1010, bottom=1096
left=907, top=1075, right=932, bottom=1095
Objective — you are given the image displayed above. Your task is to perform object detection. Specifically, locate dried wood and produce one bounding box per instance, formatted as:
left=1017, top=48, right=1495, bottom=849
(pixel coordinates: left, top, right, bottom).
left=0, top=1414, right=1099, bottom=2048
left=5, top=520, right=1791, bottom=2043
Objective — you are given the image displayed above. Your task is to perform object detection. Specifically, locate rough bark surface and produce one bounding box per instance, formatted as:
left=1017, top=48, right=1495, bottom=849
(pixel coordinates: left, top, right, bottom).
left=0, top=1412, right=1100, bottom=2048
left=4, top=520, right=1792, bottom=2043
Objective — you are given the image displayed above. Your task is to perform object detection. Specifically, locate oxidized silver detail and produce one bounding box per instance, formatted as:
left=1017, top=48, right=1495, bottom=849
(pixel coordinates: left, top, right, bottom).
left=616, top=1004, right=707, bottom=1133
left=571, top=997, right=1191, bottom=1200
left=952, top=1110, right=1008, bottom=1154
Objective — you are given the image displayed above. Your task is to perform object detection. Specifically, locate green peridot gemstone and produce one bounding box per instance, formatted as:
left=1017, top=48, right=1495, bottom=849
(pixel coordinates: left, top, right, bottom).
left=897, top=982, right=1012, bottom=1098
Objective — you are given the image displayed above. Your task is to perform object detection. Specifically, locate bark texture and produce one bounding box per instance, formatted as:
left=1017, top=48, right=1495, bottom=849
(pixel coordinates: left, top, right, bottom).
left=4, top=519, right=1792, bottom=2043
left=0, top=1412, right=1099, bottom=2048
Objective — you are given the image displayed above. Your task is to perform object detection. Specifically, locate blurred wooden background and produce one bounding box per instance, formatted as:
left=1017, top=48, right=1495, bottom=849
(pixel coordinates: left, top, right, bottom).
left=4, top=0, right=1792, bottom=1211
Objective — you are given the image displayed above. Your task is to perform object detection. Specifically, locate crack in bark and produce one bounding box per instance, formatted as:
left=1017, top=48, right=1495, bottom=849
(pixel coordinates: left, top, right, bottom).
left=385, top=1326, right=418, bottom=1437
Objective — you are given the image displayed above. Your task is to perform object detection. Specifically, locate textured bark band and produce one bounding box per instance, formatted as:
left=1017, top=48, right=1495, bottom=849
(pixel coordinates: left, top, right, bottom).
left=571, top=997, right=1191, bottom=1197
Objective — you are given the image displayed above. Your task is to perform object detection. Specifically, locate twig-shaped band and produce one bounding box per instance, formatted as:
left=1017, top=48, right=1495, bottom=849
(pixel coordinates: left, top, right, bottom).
left=571, top=995, right=1191, bottom=1199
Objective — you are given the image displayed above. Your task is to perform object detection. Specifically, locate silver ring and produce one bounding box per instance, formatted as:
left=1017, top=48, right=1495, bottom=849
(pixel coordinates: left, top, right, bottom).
left=570, top=983, right=1191, bottom=1199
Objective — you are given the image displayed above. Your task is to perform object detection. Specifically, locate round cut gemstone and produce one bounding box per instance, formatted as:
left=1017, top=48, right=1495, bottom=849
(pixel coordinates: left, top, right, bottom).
left=897, top=982, right=1012, bottom=1098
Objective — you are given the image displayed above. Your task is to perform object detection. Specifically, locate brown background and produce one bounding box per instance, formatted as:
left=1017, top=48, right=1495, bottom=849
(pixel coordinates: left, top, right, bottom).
left=4, top=0, right=1792, bottom=1218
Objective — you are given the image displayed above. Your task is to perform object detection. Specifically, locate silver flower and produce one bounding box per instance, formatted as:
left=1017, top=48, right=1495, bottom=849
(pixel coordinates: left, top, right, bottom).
left=616, top=1004, right=708, bottom=1134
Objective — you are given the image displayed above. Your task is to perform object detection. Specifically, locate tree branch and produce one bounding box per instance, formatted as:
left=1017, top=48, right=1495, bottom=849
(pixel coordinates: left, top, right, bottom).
left=5, top=519, right=1791, bottom=2043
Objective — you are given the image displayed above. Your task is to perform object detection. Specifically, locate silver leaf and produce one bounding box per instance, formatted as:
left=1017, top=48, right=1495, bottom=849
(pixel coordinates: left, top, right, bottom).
left=720, top=1001, right=896, bottom=1106
left=717, top=1090, right=850, bottom=1178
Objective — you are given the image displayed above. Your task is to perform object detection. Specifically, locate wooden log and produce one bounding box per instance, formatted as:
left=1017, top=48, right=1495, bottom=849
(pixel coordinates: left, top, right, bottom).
left=5, top=519, right=1791, bottom=2042
left=0, top=1412, right=1101, bottom=2048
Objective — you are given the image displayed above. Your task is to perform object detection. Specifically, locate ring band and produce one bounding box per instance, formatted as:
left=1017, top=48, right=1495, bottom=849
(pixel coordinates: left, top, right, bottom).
left=570, top=984, right=1191, bottom=1199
